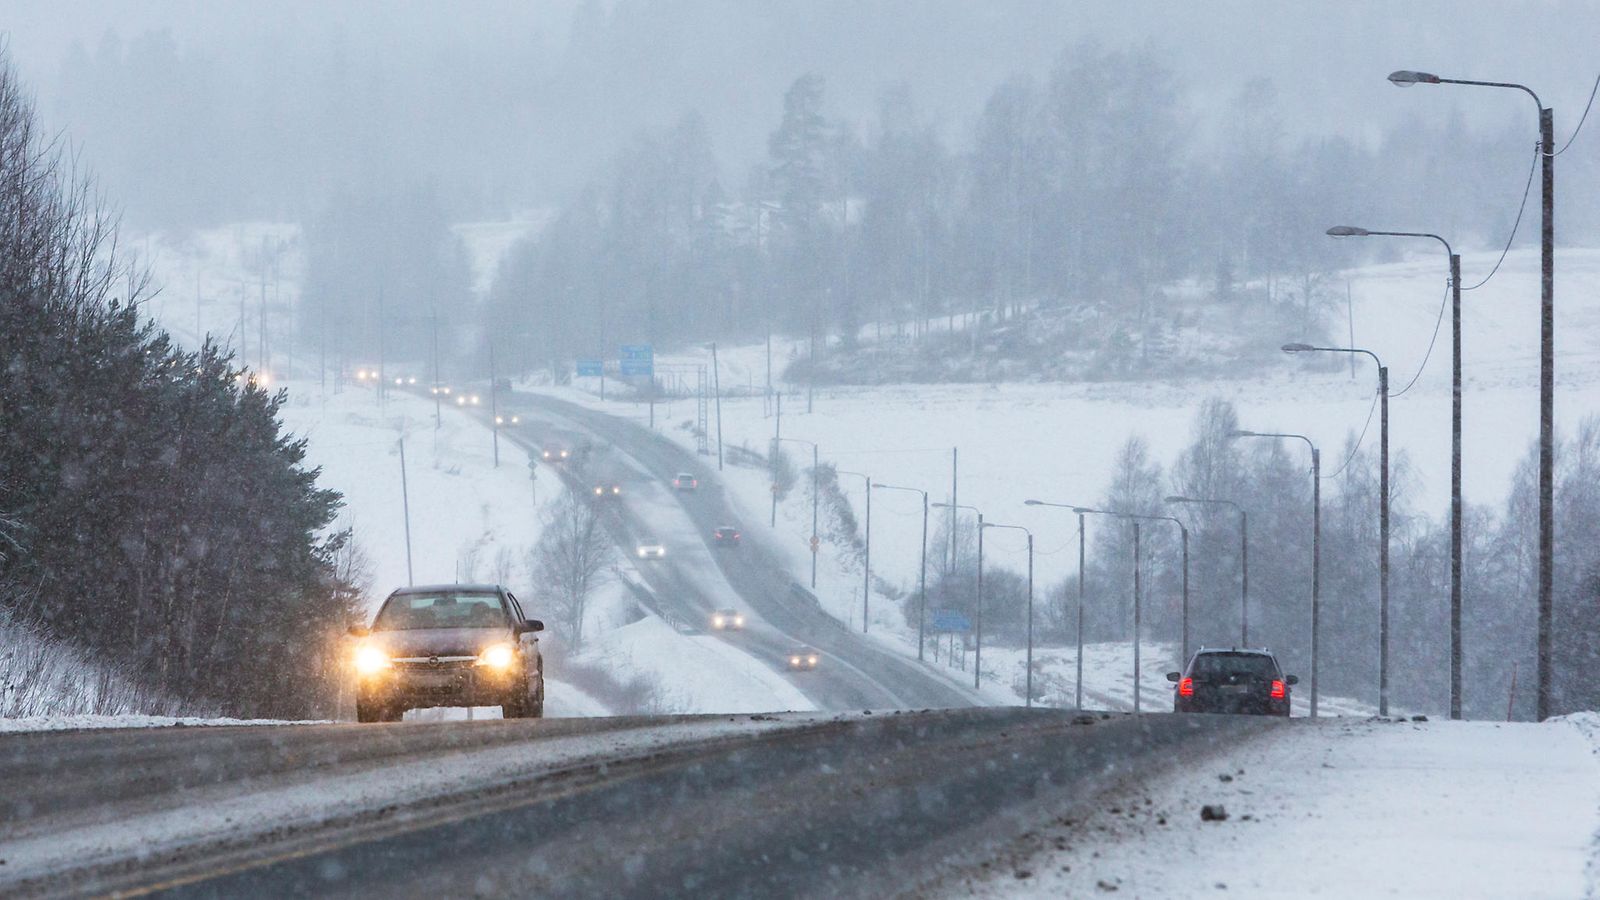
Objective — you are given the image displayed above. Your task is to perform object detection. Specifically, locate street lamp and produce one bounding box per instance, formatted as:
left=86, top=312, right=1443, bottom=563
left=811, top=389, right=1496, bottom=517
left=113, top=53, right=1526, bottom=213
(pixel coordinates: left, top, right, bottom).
left=1386, top=68, right=1555, bottom=720
left=1166, top=495, right=1249, bottom=647
left=874, top=483, right=928, bottom=660
left=837, top=470, right=871, bottom=633
left=777, top=437, right=819, bottom=589
left=982, top=522, right=1034, bottom=707
left=1283, top=341, right=1393, bottom=716
left=1327, top=225, right=1462, bottom=720
left=1027, top=501, right=1144, bottom=713
left=934, top=502, right=983, bottom=690
left=1232, top=429, right=1322, bottom=717
left=1024, top=499, right=1087, bottom=709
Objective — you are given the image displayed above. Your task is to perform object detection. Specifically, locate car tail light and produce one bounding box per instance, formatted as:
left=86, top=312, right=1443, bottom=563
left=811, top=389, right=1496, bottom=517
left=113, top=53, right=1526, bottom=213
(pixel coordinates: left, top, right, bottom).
left=1271, top=679, right=1286, bottom=699
left=1178, top=677, right=1194, bottom=697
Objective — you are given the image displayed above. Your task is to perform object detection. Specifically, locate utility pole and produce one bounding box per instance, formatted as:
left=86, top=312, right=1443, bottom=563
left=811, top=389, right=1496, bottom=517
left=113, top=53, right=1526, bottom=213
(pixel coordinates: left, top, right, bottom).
left=431, top=312, right=442, bottom=429
left=1132, top=520, right=1142, bottom=714
left=949, top=448, right=958, bottom=573
left=711, top=342, right=724, bottom=471
left=770, top=392, right=781, bottom=528
left=1537, top=103, right=1555, bottom=723
left=1311, top=446, right=1322, bottom=719
left=1378, top=364, right=1390, bottom=716
left=974, top=510, right=984, bottom=690
left=489, top=339, right=500, bottom=467
left=1449, top=251, right=1462, bottom=722
left=1077, top=512, right=1085, bottom=710
left=398, top=434, right=415, bottom=587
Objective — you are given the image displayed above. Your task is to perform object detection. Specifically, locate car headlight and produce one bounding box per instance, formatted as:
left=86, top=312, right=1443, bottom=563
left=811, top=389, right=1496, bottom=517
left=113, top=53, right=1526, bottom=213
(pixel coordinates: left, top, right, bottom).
left=713, top=616, right=725, bottom=628
left=790, top=656, right=801, bottom=666
left=734, top=616, right=745, bottom=627
left=808, top=655, right=819, bottom=665
left=353, top=644, right=390, bottom=675
left=478, top=643, right=517, bottom=669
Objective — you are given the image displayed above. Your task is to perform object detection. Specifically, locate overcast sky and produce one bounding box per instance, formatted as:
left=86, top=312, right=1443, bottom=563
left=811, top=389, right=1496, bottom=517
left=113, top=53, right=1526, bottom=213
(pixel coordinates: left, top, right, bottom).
left=4, top=1, right=1596, bottom=224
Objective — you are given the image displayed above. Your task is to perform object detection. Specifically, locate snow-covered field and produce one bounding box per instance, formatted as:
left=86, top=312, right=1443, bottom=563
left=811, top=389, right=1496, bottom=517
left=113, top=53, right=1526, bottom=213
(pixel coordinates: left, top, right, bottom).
left=947, top=715, right=1600, bottom=898
left=546, top=247, right=1600, bottom=714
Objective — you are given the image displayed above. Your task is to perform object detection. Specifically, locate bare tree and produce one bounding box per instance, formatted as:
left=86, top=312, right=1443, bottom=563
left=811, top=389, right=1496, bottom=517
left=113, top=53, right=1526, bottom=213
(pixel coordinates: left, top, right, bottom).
left=531, top=487, right=613, bottom=648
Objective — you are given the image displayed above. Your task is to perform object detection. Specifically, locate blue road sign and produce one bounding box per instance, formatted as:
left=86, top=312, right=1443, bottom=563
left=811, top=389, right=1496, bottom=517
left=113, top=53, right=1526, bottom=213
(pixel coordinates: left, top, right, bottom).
left=619, top=343, right=654, bottom=377
left=931, top=610, right=972, bottom=633
left=576, top=359, right=603, bottom=377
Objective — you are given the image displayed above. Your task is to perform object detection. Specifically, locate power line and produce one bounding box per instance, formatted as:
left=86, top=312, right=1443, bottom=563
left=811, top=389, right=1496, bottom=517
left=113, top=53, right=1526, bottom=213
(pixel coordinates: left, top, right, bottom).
left=1322, top=387, right=1379, bottom=480
left=1389, top=278, right=1451, bottom=398
left=1462, top=143, right=1539, bottom=292
left=1551, top=69, right=1600, bottom=157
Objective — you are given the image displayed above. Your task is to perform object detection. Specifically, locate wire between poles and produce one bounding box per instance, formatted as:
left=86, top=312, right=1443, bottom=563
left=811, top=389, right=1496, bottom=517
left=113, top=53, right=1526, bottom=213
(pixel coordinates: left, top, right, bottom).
left=1322, top=387, right=1380, bottom=480
left=1389, top=279, right=1451, bottom=399
left=1462, top=143, right=1539, bottom=292
left=1551, top=70, right=1600, bottom=157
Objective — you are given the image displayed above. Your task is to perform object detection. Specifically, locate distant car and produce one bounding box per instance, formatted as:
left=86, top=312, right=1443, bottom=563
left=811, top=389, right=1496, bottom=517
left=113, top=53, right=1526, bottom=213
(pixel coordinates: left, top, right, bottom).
left=673, top=472, right=699, bottom=491
left=541, top=446, right=572, bottom=462
left=712, top=526, right=741, bottom=548
left=592, top=481, right=623, bottom=498
left=1168, top=648, right=1296, bottom=717
left=710, top=608, right=745, bottom=631
left=349, top=584, right=545, bottom=723
left=636, top=541, right=666, bottom=560
left=786, top=646, right=820, bottom=670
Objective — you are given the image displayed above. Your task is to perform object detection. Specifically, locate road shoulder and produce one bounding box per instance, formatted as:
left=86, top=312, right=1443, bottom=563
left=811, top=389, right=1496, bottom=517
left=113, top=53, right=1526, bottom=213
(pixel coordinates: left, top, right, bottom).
left=934, top=716, right=1600, bottom=899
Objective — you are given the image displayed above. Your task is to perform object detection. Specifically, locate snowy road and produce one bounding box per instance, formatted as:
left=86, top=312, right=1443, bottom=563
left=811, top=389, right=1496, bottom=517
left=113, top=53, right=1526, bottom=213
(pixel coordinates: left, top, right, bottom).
left=0, top=709, right=1264, bottom=897
left=501, top=389, right=981, bottom=712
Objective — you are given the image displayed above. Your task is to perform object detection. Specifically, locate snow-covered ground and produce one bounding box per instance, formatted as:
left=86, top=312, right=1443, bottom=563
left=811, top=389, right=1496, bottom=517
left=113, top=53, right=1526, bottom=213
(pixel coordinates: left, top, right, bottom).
left=549, top=247, right=1600, bottom=714
left=946, top=716, right=1600, bottom=898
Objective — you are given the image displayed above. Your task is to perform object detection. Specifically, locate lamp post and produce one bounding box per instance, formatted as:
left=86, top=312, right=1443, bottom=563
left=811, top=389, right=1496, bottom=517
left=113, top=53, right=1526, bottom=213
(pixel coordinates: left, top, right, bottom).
left=935, top=502, right=983, bottom=689
left=838, top=470, right=871, bottom=633
left=777, top=437, right=819, bottom=589
left=1232, top=429, right=1321, bottom=717
left=1027, top=499, right=1088, bottom=708
left=1327, top=225, right=1461, bottom=720
left=1027, top=501, right=1144, bottom=713
left=1284, top=340, right=1392, bottom=716
left=1166, top=496, right=1249, bottom=647
left=875, top=483, right=928, bottom=660
left=982, top=522, right=1034, bottom=707
left=1387, top=69, right=1554, bottom=720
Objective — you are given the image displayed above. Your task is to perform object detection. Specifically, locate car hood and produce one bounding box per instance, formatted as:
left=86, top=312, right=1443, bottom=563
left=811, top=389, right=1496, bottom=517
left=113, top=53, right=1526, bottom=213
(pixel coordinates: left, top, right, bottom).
left=371, top=627, right=510, bottom=658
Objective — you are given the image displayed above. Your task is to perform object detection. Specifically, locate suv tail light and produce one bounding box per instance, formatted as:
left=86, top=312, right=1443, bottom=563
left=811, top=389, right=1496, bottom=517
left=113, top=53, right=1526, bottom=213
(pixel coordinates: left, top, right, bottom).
left=1178, top=677, right=1194, bottom=697
left=1270, top=679, right=1286, bottom=699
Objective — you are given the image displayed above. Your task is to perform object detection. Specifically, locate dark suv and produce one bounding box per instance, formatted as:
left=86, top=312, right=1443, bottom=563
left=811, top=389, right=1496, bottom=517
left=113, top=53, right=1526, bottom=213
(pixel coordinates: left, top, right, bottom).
left=349, top=585, right=545, bottom=723
left=1167, top=648, right=1297, bottom=717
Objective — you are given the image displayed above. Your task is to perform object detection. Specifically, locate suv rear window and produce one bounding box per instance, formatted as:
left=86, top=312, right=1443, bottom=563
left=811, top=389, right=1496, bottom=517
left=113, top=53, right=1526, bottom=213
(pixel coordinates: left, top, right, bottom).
left=1188, top=652, right=1279, bottom=682
left=374, top=591, right=506, bottom=630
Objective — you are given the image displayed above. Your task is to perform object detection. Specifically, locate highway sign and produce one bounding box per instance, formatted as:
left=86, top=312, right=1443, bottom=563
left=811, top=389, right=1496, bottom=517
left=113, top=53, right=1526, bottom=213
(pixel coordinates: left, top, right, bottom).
left=619, top=344, right=654, bottom=376
left=930, top=610, right=972, bottom=633
left=576, top=359, right=603, bottom=377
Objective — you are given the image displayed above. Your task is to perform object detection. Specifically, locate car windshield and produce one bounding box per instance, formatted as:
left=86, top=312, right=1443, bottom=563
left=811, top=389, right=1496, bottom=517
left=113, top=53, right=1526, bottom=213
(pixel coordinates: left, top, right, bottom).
left=373, top=592, right=506, bottom=631
left=1189, top=653, right=1278, bottom=681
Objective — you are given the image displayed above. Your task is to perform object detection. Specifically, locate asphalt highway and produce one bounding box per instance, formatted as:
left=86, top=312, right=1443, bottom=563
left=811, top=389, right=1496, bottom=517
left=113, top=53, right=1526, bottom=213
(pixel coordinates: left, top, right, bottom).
left=501, top=389, right=980, bottom=712
left=0, top=709, right=1277, bottom=898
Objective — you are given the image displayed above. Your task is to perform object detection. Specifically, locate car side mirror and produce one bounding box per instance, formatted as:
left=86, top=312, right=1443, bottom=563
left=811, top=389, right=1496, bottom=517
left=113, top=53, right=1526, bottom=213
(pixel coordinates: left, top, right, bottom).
left=1165, top=671, right=1180, bottom=683
left=521, top=619, right=544, bottom=634
left=348, top=625, right=370, bottom=638
left=1285, top=674, right=1300, bottom=685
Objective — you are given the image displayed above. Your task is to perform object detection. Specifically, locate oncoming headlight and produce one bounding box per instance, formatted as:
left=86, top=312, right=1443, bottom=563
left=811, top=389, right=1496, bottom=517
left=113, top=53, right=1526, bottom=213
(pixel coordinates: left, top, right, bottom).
left=353, top=644, right=390, bottom=675
left=478, top=643, right=517, bottom=669
left=808, top=655, right=819, bottom=666
left=712, top=616, right=726, bottom=628
left=789, top=656, right=801, bottom=666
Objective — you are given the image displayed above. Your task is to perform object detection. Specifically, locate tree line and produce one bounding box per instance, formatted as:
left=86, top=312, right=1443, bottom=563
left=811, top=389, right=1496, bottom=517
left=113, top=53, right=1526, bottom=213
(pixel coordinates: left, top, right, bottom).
left=0, top=51, right=357, bottom=717
left=484, top=42, right=1567, bottom=383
